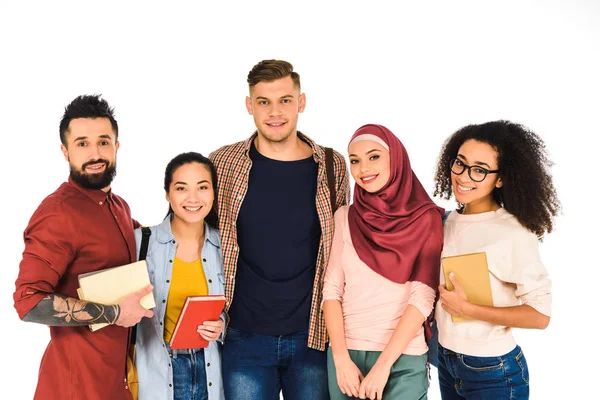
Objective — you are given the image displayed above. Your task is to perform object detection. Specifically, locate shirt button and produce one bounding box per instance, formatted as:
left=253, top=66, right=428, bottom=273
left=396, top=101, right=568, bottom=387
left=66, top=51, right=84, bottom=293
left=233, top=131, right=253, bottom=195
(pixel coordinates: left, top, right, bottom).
left=169, top=384, right=172, bottom=387
left=125, top=385, right=128, bottom=389
left=99, top=201, right=103, bottom=205
left=208, top=279, right=212, bottom=283
left=166, top=279, right=170, bottom=283
left=172, top=240, right=176, bottom=244
left=159, top=322, right=163, bottom=326
left=208, top=382, right=212, bottom=386
left=162, top=299, right=166, bottom=303
left=169, top=260, right=173, bottom=263
left=203, top=258, right=207, bottom=262
left=207, top=362, right=210, bottom=367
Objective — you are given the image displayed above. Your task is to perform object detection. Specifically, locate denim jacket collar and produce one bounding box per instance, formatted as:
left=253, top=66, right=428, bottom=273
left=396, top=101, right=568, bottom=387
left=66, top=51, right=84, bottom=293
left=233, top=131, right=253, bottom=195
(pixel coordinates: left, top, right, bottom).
left=155, top=214, right=221, bottom=248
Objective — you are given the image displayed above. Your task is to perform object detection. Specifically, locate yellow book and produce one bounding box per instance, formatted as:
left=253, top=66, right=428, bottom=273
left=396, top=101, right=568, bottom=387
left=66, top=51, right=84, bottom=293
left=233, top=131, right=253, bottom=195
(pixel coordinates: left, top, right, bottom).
left=441, top=252, right=494, bottom=322
left=77, top=260, right=155, bottom=331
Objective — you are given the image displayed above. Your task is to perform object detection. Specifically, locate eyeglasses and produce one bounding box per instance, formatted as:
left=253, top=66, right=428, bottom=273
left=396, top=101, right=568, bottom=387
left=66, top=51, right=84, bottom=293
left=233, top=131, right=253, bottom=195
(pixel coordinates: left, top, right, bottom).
left=450, top=158, right=499, bottom=182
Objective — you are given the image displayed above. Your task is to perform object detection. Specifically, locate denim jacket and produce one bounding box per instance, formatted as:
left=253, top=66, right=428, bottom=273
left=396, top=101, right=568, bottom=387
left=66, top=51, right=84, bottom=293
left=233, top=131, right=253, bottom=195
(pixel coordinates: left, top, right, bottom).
left=134, top=216, right=225, bottom=400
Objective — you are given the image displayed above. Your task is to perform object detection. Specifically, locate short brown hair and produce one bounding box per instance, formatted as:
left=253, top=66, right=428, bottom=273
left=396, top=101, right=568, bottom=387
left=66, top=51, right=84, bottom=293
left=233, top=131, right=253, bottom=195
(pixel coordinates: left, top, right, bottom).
left=247, top=59, right=301, bottom=90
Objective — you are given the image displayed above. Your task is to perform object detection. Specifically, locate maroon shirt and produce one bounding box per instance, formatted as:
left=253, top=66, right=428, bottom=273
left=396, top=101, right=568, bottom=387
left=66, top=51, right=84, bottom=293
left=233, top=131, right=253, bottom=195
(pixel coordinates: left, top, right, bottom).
left=14, top=178, right=138, bottom=400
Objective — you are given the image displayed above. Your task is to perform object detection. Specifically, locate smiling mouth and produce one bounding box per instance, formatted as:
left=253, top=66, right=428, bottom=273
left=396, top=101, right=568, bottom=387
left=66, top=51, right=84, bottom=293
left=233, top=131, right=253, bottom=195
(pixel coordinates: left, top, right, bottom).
left=85, top=163, right=107, bottom=173
left=183, top=206, right=201, bottom=211
left=457, top=184, right=475, bottom=192
left=266, top=122, right=286, bottom=127
left=361, top=175, right=378, bottom=184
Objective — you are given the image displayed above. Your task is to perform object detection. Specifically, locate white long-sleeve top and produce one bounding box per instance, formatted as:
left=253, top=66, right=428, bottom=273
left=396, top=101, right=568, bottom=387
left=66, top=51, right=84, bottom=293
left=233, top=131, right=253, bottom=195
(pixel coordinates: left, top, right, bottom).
left=435, top=208, right=552, bottom=357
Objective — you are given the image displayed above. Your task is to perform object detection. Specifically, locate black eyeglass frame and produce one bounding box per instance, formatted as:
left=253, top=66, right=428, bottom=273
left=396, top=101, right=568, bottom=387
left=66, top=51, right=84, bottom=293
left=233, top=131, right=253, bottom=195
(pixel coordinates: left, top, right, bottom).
left=450, top=158, right=499, bottom=182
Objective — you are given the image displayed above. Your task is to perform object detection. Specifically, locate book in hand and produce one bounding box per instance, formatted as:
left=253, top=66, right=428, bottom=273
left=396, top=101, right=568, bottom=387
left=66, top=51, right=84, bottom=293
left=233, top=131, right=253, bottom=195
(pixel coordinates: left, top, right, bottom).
left=441, top=252, right=494, bottom=322
left=169, top=295, right=226, bottom=350
left=77, top=260, right=156, bottom=331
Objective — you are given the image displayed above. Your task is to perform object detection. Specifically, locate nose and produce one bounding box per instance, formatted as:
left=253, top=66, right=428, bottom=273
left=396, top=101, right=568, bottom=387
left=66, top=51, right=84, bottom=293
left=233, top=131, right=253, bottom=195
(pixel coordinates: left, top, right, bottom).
left=269, top=102, right=283, bottom=117
left=187, top=189, right=200, bottom=202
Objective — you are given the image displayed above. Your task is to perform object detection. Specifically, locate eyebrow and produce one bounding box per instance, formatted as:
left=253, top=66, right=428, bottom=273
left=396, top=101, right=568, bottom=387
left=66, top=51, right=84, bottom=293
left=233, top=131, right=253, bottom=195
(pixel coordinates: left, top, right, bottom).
left=256, top=95, right=294, bottom=101
left=73, top=134, right=113, bottom=142
left=457, top=153, right=493, bottom=169
left=348, top=149, right=381, bottom=157
left=174, top=180, right=210, bottom=185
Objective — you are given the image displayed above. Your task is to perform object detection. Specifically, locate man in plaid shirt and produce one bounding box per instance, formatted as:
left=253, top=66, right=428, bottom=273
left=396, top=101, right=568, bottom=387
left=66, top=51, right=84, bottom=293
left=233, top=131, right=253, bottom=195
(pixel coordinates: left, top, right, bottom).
left=209, top=59, right=350, bottom=399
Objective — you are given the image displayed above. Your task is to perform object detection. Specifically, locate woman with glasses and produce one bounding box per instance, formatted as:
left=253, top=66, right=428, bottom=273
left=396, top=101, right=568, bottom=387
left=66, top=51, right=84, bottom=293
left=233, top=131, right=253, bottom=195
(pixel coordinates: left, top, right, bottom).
left=432, top=120, right=561, bottom=399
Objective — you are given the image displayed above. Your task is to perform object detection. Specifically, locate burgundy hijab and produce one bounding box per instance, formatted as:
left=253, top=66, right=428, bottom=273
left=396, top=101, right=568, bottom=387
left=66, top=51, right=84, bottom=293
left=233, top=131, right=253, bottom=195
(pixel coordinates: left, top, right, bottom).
left=347, top=124, right=444, bottom=291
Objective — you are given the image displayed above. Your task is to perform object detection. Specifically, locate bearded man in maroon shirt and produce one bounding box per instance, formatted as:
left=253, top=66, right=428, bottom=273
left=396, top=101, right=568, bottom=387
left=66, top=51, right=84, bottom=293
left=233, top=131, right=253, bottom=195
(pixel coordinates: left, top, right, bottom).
left=13, top=94, right=154, bottom=400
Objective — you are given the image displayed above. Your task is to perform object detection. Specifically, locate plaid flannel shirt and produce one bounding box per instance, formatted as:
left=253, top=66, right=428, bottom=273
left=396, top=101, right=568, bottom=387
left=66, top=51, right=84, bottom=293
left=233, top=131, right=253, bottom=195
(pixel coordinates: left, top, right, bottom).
left=209, top=131, right=350, bottom=351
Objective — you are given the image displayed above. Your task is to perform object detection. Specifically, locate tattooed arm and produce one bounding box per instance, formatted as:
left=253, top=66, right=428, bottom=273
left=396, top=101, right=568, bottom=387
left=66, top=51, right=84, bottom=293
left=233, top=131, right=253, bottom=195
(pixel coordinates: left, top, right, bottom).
left=22, top=285, right=154, bottom=327
left=22, top=294, right=120, bottom=326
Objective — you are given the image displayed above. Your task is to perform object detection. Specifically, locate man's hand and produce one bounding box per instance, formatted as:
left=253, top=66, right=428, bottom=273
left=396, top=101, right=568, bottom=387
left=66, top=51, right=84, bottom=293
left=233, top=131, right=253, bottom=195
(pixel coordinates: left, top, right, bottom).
left=115, top=285, right=154, bottom=327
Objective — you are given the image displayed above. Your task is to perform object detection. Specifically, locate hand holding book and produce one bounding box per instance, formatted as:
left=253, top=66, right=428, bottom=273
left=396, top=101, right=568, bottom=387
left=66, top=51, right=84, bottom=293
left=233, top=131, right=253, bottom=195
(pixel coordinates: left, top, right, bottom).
left=114, top=284, right=155, bottom=327
left=439, top=273, right=472, bottom=320
left=197, top=319, right=224, bottom=342
left=169, top=295, right=226, bottom=350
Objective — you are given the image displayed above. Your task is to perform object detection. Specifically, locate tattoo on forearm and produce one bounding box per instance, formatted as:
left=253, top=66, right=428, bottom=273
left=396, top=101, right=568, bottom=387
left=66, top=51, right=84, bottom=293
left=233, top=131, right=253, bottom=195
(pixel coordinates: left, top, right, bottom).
left=23, top=294, right=120, bottom=326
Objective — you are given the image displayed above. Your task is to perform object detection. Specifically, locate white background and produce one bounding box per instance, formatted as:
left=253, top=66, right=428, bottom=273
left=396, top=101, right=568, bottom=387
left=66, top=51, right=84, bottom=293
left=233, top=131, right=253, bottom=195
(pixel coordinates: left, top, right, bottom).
left=1, top=1, right=598, bottom=399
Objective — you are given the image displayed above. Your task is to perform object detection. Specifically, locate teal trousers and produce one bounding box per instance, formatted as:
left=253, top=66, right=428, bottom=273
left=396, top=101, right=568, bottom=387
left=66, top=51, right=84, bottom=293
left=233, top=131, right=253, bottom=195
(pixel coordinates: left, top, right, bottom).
left=327, top=347, right=428, bottom=399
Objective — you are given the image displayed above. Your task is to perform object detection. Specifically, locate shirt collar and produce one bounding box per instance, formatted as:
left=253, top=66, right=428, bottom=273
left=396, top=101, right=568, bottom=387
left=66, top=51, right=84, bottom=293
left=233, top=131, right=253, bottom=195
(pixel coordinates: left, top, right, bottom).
left=242, top=130, right=326, bottom=162
left=67, top=177, right=111, bottom=205
left=155, top=214, right=221, bottom=248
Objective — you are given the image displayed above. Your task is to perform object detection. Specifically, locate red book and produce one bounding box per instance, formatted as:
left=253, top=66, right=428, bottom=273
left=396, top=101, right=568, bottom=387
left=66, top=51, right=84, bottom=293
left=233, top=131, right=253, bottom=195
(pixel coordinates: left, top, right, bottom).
left=169, top=295, right=226, bottom=350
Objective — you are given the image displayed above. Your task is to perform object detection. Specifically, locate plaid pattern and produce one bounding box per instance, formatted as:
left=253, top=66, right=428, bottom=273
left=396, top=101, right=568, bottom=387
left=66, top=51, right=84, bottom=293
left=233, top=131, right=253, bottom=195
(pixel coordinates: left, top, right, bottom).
left=209, top=131, right=350, bottom=351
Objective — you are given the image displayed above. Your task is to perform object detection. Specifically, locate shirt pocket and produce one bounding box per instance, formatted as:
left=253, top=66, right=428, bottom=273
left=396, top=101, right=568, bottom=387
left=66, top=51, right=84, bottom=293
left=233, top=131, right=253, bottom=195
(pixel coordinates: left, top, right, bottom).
left=216, top=272, right=225, bottom=292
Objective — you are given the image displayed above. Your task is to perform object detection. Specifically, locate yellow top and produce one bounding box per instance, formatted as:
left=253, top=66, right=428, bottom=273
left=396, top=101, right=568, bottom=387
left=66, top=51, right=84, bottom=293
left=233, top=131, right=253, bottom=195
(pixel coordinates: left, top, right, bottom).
left=163, top=258, right=208, bottom=342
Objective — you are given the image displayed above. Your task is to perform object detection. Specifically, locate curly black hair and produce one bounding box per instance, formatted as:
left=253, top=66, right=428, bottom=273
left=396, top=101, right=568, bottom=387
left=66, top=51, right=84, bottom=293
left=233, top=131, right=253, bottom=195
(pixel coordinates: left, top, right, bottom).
left=433, top=120, right=561, bottom=239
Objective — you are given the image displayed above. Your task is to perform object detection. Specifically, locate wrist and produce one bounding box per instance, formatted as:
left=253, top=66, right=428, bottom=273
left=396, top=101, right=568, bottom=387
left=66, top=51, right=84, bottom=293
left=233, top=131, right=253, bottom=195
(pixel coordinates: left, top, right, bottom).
left=111, top=305, right=121, bottom=325
left=331, top=348, right=350, bottom=361
left=463, top=302, right=477, bottom=319
left=375, top=355, right=395, bottom=370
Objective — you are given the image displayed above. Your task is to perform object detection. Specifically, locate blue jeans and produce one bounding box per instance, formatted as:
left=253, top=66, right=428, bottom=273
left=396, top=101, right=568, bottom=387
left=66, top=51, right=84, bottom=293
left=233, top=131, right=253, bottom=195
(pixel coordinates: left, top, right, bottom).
left=171, top=349, right=208, bottom=400
left=437, top=344, right=529, bottom=399
left=222, top=328, right=329, bottom=400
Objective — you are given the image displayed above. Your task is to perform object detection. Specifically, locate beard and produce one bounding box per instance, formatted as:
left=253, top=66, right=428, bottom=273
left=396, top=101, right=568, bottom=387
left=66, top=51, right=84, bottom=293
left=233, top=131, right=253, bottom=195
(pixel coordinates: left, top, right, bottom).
left=70, top=159, right=117, bottom=190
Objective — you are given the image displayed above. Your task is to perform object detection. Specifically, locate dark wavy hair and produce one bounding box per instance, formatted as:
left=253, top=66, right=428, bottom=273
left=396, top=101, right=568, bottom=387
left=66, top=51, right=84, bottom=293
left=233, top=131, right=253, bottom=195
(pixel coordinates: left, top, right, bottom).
left=164, top=152, right=219, bottom=230
left=59, top=94, right=118, bottom=146
left=433, top=120, right=561, bottom=239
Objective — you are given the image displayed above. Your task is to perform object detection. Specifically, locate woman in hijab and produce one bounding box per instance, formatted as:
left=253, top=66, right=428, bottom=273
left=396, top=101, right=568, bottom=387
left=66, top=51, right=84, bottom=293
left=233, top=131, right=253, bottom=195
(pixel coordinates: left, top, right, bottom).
left=323, top=124, right=444, bottom=400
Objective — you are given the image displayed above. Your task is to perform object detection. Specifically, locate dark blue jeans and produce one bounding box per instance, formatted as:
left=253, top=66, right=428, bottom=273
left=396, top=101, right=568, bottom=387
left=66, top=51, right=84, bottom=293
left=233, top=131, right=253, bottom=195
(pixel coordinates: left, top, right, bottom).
left=437, top=344, right=530, bottom=399
left=222, top=328, right=329, bottom=400
left=171, top=349, right=208, bottom=400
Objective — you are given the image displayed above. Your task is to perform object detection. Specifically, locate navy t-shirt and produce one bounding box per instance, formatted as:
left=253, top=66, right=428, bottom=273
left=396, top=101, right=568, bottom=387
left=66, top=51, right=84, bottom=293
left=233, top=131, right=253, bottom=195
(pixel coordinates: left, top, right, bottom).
left=228, top=142, right=321, bottom=335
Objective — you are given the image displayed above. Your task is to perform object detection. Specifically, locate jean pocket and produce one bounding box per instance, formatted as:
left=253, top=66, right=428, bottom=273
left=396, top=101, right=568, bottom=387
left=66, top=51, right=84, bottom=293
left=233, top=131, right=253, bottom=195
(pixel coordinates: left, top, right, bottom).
left=225, top=327, right=249, bottom=343
left=458, top=354, right=503, bottom=372
left=515, top=350, right=530, bottom=384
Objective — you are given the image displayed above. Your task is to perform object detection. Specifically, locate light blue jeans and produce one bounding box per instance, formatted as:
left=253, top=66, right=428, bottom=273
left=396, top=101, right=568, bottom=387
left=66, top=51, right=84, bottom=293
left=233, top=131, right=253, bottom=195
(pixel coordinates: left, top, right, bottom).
left=437, top=344, right=530, bottom=399
left=171, top=348, right=208, bottom=400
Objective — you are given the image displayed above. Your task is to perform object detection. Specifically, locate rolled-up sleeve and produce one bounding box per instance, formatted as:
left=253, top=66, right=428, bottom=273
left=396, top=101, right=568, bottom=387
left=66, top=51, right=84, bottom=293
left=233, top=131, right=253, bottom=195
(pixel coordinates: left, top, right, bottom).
left=322, top=207, right=347, bottom=306
left=513, top=232, right=552, bottom=317
left=408, top=281, right=437, bottom=320
left=13, top=204, right=78, bottom=319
